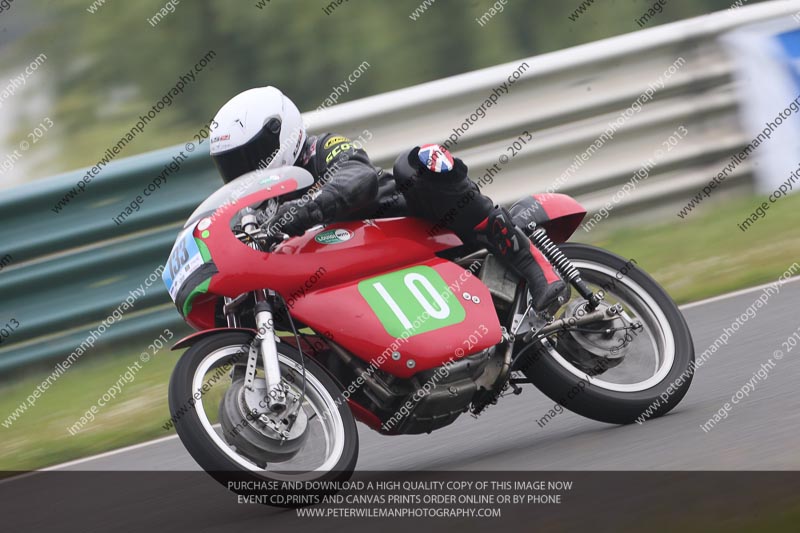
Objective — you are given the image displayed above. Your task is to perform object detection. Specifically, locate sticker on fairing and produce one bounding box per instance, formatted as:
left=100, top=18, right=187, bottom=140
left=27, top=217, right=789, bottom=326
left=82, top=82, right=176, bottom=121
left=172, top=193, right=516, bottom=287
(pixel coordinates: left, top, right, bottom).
left=163, top=225, right=204, bottom=301
left=314, top=228, right=353, bottom=244
left=358, top=266, right=465, bottom=338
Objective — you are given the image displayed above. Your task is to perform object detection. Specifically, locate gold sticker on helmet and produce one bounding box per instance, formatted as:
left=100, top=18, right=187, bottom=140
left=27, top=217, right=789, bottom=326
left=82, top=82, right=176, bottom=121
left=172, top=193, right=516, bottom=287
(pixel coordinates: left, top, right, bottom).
left=324, top=136, right=350, bottom=149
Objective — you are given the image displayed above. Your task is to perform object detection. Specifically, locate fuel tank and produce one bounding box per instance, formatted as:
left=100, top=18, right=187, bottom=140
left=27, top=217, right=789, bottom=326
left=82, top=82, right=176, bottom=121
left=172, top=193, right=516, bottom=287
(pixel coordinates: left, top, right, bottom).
left=281, top=219, right=503, bottom=378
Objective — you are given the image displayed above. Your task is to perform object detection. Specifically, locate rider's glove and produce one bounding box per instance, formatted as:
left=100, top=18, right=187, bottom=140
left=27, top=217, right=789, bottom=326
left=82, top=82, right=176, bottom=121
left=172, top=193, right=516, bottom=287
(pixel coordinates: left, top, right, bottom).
left=264, top=199, right=324, bottom=237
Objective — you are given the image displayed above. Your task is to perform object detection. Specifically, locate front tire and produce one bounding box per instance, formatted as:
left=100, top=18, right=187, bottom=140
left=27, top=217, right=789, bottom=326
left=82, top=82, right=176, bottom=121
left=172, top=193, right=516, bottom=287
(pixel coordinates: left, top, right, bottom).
left=168, top=332, right=358, bottom=504
left=521, top=244, right=694, bottom=425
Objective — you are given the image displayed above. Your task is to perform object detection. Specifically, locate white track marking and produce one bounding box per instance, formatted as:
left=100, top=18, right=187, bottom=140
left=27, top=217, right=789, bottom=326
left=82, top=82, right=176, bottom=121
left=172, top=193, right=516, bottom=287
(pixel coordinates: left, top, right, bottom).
left=41, top=434, right=180, bottom=471
left=678, top=275, right=800, bottom=311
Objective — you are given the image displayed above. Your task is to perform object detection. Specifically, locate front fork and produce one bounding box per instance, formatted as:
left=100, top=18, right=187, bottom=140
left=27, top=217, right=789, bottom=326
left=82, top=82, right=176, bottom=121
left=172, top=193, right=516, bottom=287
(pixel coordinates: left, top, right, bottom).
left=253, top=295, right=287, bottom=412
left=224, top=291, right=287, bottom=414
left=226, top=210, right=287, bottom=413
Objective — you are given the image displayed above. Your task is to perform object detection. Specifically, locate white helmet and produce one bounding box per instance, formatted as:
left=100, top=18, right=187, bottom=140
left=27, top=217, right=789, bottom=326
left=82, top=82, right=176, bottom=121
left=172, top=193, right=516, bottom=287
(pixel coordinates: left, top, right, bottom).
left=209, top=86, right=307, bottom=183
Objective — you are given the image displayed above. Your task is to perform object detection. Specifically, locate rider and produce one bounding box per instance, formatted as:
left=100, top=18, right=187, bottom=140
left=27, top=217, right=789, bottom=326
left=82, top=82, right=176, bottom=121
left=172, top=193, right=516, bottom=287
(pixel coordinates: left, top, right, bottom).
left=209, top=86, right=568, bottom=315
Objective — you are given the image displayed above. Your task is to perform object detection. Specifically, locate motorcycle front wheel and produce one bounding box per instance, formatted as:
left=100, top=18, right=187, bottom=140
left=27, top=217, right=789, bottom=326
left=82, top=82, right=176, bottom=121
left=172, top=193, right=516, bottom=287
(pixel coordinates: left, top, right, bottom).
left=168, top=331, right=358, bottom=505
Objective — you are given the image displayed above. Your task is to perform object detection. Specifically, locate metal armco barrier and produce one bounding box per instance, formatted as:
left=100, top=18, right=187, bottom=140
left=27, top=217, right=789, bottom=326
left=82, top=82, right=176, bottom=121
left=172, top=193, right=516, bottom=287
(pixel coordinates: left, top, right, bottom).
left=0, top=2, right=794, bottom=372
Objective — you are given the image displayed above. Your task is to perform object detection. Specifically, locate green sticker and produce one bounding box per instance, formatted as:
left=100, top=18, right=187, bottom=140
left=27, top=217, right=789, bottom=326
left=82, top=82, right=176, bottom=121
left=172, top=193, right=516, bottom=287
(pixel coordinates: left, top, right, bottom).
left=358, top=266, right=465, bottom=338
left=315, top=228, right=353, bottom=245
left=259, top=175, right=280, bottom=185
left=195, top=237, right=212, bottom=261
left=182, top=278, right=210, bottom=316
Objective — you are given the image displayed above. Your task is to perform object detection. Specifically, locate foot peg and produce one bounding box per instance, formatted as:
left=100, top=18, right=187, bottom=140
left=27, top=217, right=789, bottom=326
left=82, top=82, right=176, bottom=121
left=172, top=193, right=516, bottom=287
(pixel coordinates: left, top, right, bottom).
left=531, top=280, right=570, bottom=316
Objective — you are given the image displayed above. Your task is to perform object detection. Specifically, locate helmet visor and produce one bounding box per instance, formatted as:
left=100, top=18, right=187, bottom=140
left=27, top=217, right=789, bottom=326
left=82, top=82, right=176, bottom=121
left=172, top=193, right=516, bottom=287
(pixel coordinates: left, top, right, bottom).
left=212, top=122, right=282, bottom=183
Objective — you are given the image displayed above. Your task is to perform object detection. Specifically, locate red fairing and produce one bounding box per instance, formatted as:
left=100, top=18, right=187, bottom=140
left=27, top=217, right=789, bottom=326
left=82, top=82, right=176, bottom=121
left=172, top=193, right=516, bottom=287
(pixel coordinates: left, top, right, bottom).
left=347, top=400, right=383, bottom=431
left=184, top=294, right=217, bottom=331
left=288, top=256, right=501, bottom=379
left=203, top=215, right=462, bottom=301
left=532, top=193, right=587, bottom=243
left=169, top=175, right=603, bottom=436
left=187, top=181, right=501, bottom=378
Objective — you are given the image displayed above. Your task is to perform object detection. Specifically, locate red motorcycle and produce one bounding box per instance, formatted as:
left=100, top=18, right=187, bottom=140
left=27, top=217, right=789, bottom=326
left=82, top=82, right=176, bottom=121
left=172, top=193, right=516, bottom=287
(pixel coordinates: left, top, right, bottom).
left=163, top=166, right=694, bottom=489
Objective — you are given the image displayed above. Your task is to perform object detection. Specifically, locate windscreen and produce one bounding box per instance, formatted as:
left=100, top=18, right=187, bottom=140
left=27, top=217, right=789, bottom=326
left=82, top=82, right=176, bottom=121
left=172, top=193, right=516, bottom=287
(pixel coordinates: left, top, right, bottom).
left=184, top=165, right=315, bottom=228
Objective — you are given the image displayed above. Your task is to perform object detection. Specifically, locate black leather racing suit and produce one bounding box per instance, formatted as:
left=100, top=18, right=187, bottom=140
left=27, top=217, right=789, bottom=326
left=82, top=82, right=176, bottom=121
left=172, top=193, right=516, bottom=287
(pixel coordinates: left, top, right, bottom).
left=278, top=133, right=567, bottom=313
left=296, top=133, right=406, bottom=222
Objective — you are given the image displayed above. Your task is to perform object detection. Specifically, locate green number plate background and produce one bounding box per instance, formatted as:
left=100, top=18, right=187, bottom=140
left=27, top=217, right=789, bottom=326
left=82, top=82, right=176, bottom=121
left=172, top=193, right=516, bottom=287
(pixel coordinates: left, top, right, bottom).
left=358, top=266, right=466, bottom=338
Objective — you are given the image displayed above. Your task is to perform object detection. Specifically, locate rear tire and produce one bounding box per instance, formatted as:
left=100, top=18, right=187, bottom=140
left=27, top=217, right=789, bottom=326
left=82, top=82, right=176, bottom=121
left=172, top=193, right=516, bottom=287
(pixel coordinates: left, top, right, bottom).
left=521, top=244, right=694, bottom=425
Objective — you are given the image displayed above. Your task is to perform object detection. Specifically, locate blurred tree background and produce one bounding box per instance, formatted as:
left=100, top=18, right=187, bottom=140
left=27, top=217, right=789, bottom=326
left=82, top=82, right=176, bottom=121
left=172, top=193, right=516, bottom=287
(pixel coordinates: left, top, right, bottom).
left=0, top=0, right=770, bottom=186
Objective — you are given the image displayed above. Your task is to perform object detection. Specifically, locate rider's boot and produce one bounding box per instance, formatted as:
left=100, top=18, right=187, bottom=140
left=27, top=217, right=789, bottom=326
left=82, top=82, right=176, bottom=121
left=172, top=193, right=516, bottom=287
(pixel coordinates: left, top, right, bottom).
left=474, top=206, right=570, bottom=316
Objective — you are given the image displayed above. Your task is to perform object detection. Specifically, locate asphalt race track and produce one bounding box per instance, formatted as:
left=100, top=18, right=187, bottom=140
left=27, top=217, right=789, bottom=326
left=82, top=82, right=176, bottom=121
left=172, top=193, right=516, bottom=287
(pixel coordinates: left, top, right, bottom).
left=47, top=277, right=800, bottom=472
left=4, top=278, right=799, bottom=532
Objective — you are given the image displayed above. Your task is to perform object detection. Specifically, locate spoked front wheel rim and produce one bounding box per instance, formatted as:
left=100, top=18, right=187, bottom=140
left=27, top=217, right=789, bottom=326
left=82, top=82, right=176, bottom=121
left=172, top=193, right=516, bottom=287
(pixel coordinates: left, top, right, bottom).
left=190, top=346, right=346, bottom=478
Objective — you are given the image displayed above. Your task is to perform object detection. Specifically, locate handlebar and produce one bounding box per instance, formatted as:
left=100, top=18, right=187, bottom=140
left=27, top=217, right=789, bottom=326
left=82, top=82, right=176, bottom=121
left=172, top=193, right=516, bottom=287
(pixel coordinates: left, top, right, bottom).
left=233, top=209, right=287, bottom=252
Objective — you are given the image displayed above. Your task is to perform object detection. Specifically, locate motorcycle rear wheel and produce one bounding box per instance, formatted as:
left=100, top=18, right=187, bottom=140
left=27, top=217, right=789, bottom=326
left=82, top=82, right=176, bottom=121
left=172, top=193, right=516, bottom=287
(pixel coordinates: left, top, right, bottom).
left=520, top=243, right=695, bottom=425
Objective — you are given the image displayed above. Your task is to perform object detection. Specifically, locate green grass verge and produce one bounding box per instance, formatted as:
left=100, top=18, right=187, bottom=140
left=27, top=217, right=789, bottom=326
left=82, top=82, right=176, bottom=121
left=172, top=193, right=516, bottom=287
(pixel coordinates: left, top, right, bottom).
left=0, top=349, right=181, bottom=471
left=1, top=192, right=798, bottom=471
left=580, top=192, right=800, bottom=304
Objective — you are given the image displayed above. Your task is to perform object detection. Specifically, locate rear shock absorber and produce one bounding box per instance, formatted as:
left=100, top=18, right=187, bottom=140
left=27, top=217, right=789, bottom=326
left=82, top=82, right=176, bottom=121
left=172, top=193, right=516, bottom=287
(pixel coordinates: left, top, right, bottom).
left=528, top=222, right=602, bottom=309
